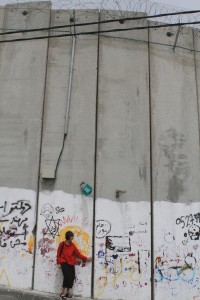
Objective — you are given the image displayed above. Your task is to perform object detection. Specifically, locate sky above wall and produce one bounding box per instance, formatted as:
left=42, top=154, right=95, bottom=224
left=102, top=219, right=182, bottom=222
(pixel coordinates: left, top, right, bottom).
left=154, top=0, right=199, bottom=10
left=0, top=0, right=198, bottom=12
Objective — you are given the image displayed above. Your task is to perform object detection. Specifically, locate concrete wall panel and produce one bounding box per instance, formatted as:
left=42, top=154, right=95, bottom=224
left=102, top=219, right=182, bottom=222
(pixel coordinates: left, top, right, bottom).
left=100, top=10, right=148, bottom=42
left=34, top=10, right=98, bottom=297
left=194, top=29, right=200, bottom=142
left=0, top=6, right=5, bottom=36
left=0, top=2, right=51, bottom=290
left=94, top=32, right=151, bottom=299
left=150, top=26, right=200, bottom=300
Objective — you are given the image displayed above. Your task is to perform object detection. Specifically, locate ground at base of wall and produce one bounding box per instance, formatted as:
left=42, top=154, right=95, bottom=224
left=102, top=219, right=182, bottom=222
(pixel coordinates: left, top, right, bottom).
left=0, top=287, right=93, bottom=300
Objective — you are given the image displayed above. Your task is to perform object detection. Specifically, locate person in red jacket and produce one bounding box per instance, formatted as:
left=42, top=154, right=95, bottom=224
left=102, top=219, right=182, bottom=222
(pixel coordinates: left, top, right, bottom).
left=57, top=230, right=92, bottom=299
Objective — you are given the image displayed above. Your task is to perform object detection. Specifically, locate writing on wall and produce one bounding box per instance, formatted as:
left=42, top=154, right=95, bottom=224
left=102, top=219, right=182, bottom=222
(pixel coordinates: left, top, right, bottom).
left=0, top=188, right=36, bottom=289
left=38, top=202, right=91, bottom=259
left=95, top=216, right=150, bottom=297
left=0, top=200, right=33, bottom=251
left=176, top=212, right=200, bottom=243
left=34, top=193, right=93, bottom=296
left=154, top=202, right=200, bottom=299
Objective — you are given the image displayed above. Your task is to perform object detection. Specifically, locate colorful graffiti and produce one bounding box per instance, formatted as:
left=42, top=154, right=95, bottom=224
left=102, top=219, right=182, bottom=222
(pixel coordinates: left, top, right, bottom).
left=34, top=192, right=93, bottom=296
left=154, top=202, right=200, bottom=299
left=38, top=202, right=91, bottom=257
left=155, top=255, right=196, bottom=283
left=0, top=269, right=10, bottom=286
left=95, top=208, right=151, bottom=299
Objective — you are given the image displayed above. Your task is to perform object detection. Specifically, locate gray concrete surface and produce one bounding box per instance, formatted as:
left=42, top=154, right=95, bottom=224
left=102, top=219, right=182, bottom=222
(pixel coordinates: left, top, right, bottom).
left=96, top=28, right=150, bottom=202
left=149, top=24, right=200, bottom=203
left=40, top=9, right=99, bottom=194
left=0, top=1, right=51, bottom=189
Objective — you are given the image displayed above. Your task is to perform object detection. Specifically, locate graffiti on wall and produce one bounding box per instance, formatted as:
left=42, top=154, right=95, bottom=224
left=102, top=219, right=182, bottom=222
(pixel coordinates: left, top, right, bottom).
left=37, top=202, right=91, bottom=259
left=0, top=199, right=33, bottom=252
left=95, top=214, right=151, bottom=298
left=176, top=212, right=200, bottom=243
left=154, top=202, right=200, bottom=299
left=0, top=188, right=37, bottom=289
left=155, top=254, right=197, bottom=283
left=0, top=268, right=10, bottom=286
left=34, top=192, right=93, bottom=296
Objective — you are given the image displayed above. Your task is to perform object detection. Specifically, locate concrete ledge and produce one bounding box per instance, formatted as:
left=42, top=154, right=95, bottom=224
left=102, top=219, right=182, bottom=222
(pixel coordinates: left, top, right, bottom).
left=0, top=287, right=59, bottom=300
left=0, top=286, right=93, bottom=300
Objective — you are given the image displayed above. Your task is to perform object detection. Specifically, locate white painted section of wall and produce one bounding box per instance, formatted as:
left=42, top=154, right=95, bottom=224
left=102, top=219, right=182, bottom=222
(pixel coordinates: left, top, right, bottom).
left=94, top=198, right=150, bottom=300
left=154, top=201, right=200, bottom=299
left=34, top=190, right=93, bottom=297
left=0, top=187, right=36, bottom=289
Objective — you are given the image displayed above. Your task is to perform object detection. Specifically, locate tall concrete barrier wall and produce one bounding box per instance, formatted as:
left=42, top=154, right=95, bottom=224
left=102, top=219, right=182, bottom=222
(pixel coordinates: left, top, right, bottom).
left=0, top=3, right=200, bottom=300
left=149, top=24, right=200, bottom=300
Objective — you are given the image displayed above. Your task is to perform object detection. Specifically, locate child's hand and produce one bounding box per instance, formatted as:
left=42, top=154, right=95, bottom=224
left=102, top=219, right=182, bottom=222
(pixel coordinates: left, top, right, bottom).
left=87, top=257, right=92, bottom=261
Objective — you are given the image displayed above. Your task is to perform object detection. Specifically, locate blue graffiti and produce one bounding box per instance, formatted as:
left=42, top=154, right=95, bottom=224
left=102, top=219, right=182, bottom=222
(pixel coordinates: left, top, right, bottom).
left=98, top=250, right=105, bottom=258
left=155, top=265, right=195, bottom=283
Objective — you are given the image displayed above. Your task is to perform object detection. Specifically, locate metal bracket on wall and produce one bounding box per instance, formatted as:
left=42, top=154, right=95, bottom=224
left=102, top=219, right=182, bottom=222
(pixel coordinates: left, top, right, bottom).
left=116, top=190, right=127, bottom=198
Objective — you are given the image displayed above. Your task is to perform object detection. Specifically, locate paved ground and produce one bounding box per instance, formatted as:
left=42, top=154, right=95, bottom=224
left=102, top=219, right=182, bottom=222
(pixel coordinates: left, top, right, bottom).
left=0, top=287, right=93, bottom=300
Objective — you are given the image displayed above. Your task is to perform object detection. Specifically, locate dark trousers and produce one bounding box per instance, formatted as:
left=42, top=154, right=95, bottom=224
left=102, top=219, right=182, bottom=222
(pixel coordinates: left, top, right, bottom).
left=61, top=263, right=75, bottom=288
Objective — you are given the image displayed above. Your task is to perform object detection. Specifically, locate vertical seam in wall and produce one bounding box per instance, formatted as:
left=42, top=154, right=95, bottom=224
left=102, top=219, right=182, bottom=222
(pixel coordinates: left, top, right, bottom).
left=91, top=9, right=100, bottom=299
left=148, top=24, right=154, bottom=300
left=193, top=30, right=200, bottom=147
left=31, top=11, right=51, bottom=290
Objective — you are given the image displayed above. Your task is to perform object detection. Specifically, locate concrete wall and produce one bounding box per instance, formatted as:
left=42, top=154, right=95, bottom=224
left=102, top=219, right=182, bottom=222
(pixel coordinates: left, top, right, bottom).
left=34, top=9, right=98, bottom=297
left=0, top=4, right=200, bottom=300
left=94, top=11, right=151, bottom=300
left=149, top=24, right=200, bottom=300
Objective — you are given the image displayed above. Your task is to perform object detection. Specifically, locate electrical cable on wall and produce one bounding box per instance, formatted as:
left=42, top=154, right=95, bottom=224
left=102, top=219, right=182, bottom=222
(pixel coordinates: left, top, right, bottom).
left=41, top=134, right=67, bottom=186
left=41, top=35, right=76, bottom=186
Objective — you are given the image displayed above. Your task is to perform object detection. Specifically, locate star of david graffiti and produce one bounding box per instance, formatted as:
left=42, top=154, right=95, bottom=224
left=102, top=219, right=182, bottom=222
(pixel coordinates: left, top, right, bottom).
left=44, top=216, right=60, bottom=238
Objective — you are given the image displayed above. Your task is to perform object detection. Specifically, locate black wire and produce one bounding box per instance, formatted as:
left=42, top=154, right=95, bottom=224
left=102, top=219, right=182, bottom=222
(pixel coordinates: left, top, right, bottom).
left=55, top=133, right=67, bottom=177
left=0, top=9, right=200, bottom=36
left=1, top=20, right=200, bottom=44
left=41, top=133, right=67, bottom=186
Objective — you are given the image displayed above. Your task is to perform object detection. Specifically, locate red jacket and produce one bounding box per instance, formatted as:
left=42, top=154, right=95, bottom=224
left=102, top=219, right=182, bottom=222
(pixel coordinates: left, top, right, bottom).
left=57, top=241, right=87, bottom=265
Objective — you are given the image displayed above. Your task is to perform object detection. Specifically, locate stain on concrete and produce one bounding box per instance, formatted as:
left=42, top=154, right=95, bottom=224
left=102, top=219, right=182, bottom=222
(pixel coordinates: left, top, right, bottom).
left=139, top=164, right=147, bottom=182
left=159, top=128, right=189, bottom=202
left=24, top=128, right=28, bottom=146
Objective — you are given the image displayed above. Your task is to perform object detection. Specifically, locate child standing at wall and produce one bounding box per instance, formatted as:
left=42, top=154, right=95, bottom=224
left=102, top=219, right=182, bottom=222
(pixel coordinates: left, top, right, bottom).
left=57, top=231, right=92, bottom=299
